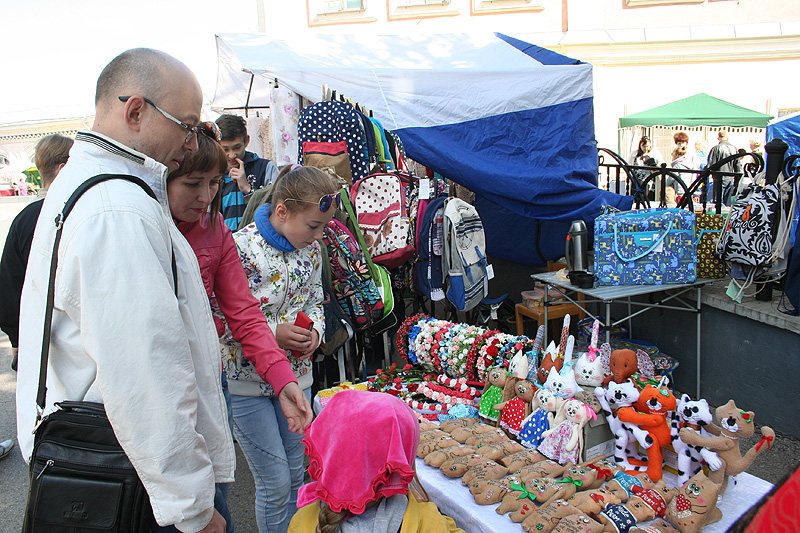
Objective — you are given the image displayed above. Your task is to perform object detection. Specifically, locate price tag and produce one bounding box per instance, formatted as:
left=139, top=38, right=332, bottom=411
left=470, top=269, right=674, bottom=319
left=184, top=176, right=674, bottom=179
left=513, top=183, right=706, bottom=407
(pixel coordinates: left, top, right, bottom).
left=652, top=233, right=664, bottom=253
left=419, top=178, right=431, bottom=199
left=486, top=264, right=495, bottom=280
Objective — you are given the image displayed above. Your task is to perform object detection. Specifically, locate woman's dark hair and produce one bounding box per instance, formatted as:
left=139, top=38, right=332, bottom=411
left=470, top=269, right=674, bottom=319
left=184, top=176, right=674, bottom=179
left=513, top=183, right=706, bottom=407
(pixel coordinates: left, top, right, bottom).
left=167, top=133, right=227, bottom=226
left=635, top=136, right=651, bottom=158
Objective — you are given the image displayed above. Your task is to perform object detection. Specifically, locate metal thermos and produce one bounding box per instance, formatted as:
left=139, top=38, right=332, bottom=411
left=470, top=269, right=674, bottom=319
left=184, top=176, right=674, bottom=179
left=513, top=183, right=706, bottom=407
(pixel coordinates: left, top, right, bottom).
left=566, top=220, right=588, bottom=273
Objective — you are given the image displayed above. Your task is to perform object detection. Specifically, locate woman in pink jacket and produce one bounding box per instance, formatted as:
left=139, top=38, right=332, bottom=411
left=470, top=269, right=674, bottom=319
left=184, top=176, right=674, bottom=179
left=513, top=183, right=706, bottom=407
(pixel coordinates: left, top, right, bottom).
left=164, top=122, right=313, bottom=532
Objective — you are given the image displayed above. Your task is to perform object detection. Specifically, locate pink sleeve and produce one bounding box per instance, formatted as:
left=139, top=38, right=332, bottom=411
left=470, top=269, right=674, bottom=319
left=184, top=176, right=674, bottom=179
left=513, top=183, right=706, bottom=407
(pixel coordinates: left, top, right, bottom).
left=214, top=222, right=296, bottom=394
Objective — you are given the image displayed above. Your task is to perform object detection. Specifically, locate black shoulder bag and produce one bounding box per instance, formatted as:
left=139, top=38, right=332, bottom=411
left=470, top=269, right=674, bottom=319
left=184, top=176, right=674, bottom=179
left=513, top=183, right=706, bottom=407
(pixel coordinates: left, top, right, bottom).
left=22, top=174, right=176, bottom=532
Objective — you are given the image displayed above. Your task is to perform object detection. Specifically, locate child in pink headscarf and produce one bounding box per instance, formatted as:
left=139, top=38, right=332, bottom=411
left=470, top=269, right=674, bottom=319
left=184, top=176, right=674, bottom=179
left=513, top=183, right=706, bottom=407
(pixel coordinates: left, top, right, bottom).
left=289, top=390, right=465, bottom=533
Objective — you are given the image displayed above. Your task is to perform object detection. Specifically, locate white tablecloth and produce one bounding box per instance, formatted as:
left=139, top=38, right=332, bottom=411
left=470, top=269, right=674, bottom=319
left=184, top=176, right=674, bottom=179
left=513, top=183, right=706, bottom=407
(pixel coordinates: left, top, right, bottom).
left=416, top=458, right=773, bottom=533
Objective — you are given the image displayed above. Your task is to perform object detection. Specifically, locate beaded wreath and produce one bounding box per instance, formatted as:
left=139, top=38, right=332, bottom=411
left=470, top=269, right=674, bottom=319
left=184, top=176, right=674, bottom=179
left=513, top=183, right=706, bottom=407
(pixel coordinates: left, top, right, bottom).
left=418, top=380, right=477, bottom=406
left=494, top=335, right=536, bottom=369
left=395, top=313, right=429, bottom=363
left=438, top=323, right=484, bottom=379
left=476, top=332, right=515, bottom=382
left=413, top=319, right=455, bottom=373
left=466, top=329, right=502, bottom=382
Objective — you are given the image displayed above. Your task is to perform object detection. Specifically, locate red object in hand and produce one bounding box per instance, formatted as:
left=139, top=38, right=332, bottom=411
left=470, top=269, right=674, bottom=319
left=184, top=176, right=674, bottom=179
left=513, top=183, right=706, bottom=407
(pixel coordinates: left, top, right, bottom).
left=291, top=312, right=314, bottom=357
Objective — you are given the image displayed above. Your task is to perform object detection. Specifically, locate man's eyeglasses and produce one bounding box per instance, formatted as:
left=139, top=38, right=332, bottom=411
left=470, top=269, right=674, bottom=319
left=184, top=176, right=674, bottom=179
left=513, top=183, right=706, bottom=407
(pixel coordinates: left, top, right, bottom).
left=287, top=192, right=341, bottom=213
left=118, top=96, right=197, bottom=144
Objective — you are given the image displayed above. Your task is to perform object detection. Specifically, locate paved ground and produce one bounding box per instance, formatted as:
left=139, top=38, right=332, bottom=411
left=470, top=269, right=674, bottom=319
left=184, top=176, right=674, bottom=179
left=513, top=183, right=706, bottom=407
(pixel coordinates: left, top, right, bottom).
left=1, top=199, right=798, bottom=532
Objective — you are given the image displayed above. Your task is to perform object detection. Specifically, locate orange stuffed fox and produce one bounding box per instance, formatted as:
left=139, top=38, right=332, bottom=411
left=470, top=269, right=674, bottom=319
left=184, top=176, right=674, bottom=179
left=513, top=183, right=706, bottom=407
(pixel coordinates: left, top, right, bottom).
left=616, top=377, right=677, bottom=481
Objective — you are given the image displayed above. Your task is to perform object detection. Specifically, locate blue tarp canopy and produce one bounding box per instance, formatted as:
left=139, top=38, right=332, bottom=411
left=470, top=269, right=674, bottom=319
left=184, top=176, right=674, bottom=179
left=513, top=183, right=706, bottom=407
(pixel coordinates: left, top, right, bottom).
left=213, top=32, right=632, bottom=266
left=767, top=112, right=800, bottom=159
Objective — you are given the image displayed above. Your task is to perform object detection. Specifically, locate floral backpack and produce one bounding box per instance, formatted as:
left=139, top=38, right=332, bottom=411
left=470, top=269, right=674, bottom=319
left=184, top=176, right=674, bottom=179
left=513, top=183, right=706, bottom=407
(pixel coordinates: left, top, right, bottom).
left=322, top=219, right=384, bottom=331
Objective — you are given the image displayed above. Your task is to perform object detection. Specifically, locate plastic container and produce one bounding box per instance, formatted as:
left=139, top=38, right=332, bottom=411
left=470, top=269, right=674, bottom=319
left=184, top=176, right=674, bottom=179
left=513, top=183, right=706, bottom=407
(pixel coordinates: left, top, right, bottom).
left=521, top=285, right=566, bottom=309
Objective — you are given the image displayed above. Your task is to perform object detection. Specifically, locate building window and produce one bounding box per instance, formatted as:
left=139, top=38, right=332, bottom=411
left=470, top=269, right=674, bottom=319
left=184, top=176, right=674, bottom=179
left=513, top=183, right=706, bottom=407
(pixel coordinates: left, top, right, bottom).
left=403, top=0, right=450, bottom=5
left=323, top=0, right=365, bottom=12
left=388, top=0, right=459, bottom=20
left=470, top=0, right=544, bottom=16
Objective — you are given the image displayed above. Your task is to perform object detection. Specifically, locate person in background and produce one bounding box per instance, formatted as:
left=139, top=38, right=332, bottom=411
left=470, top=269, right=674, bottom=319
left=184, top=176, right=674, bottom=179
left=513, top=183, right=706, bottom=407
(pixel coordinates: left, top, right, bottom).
left=706, top=130, right=741, bottom=206
left=16, top=48, right=233, bottom=533
left=695, top=140, right=709, bottom=169
left=669, top=131, right=697, bottom=200
left=215, top=114, right=278, bottom=231
left=220, top=165, right=337, bottom=532
left=629, top=135, right=664, bottom=200
left=289, top=390, right=466, bottom=533
left=165, top=122, right=313, bottom=532
left=0, top=133, right=73, bottom=372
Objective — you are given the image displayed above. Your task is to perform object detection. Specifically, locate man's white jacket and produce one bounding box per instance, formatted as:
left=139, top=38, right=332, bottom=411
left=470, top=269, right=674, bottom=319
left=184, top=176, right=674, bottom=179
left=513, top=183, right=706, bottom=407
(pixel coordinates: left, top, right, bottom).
left=16, top=131, right=235, bottom=532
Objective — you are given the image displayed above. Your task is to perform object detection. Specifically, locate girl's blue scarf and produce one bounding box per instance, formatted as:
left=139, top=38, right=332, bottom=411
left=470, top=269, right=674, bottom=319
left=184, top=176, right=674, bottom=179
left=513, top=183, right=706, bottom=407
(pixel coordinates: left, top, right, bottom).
left=255, top=203, right=296, bottom=253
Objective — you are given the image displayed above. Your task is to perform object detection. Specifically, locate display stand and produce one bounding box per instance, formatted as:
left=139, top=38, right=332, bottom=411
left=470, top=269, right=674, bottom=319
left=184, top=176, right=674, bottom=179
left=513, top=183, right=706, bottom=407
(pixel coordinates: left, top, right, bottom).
left=416, top=458, right=772, bottom=533
left=531, top=271, right=710, bottom=398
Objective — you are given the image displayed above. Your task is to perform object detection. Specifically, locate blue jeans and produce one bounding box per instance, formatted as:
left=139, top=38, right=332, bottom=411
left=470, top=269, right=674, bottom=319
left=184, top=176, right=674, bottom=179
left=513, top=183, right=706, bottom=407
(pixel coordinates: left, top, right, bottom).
left=151, top=372, right=236, bottom=532
left=231, top=388, right=311, bottom=533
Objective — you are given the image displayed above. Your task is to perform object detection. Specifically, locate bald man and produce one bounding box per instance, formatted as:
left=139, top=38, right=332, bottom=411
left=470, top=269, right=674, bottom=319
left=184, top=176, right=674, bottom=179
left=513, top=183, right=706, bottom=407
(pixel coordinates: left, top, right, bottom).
left=16, top=49, right=232, bottom=533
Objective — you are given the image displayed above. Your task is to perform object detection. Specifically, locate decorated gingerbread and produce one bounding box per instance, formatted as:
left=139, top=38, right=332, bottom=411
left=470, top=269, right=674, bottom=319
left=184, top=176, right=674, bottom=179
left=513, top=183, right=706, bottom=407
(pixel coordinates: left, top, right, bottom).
left=473, top=439, right=526, bottom=461
left=417, top=434, right=459, bottom=458
left=465, top=427, right=508, bottom=446
left=450, top=422, right=498, bottom=443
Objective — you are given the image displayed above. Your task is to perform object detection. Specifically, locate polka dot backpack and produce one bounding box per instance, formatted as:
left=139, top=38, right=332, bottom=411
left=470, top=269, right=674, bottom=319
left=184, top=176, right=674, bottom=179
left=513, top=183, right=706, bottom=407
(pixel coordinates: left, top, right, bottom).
left=297, top=100, right=371, bottom=182
left=350, top=172, right=417, bottom=269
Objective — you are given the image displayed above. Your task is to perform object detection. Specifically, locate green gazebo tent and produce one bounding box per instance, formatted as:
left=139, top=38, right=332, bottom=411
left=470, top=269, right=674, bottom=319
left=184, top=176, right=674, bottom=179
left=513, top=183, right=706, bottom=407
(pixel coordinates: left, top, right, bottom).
left=619, top=93, right=773, bottom=128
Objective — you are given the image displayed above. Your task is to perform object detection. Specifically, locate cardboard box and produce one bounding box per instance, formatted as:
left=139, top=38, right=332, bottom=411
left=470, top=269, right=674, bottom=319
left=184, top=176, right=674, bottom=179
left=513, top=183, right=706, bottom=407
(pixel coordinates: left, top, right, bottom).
left=582, top=412, right=615, bottom=463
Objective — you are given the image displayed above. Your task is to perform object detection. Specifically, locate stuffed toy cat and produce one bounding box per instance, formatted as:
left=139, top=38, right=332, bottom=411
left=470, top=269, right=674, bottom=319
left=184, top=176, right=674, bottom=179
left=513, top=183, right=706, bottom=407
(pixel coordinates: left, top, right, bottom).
left=479, top=366, right=508, bottom=425
left=544, top=365, right=582, bottom=399
left=473, top=439, right=526, bottom=461
left=521, top=499, right=581, bottom=533
left=594, top=381, right=652, bottom=469
left=574, top=320, right=607, bottom=387
left=619, top=378, right=678, bottom=481
left=628, top=481, right=678, bottom=520
left=567, top=487, right=623, bottom=515
left=439, top=453, right=485, bottom=478
left=499, top=449, right=547, bottom=473
left=538, top=340, right=565, bottom=386
left=465, top=427, right=508, bottom=446
left=450, top=422, right=499, bottom=443
left=669, top=394, right=722, bottom=484
left=419, top=428, right=450, bottom=442
left=605, top=471, right=654, bottom=502
left=462, top=458, right=509, bottom=485
left=525, top=461, right=610, bottom=508
left=600, top=345, right=655, bottom=386
left=423, top=443, right=477, bottom=467
left=538, top=399, right=597, bottom=465
left=439, top=416, right=479, bottom=433
left=597, top=495, right=658, bottom=532
left=419, top=420, right=440, bottom=432
left=515, top=459, right=573, bottom=481
left=663, top=471, right=722, bottom=533
left=416, top=434, right=459, bottom=457
left=678, top=399, right=775, bottom=496
left=551, top=514, right=605, bottom=533
left=519, top=387, right=565, bottom=450
left=469, top=474, right=524, bottom=505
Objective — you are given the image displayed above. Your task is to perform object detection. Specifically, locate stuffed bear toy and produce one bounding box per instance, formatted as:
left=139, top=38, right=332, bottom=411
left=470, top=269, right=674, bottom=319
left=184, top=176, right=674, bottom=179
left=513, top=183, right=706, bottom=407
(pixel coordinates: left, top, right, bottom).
left=599, top=345, right=655, bottom=386
left=567, top=487, right=623, bottom=516
left=679, top=399, right=775, bottom=496
left=462, top=458, right=509, bottom=486
left=416, top=434, right=459, bottom=457
left=663, top=471, right=722, bottom=533
left=615, top=378, right=676, bottom=481
left=551, top=513, right=606, bottom=533
left=423, top=443, right=477, bottom=467
left=669, top=394, right=722, bottom=485
left=499, top=449, right=547, bottom=472
left=469, top=474, right=523, bottom=505
left=497, top=377, right=537, bottom=437
left=594, top=381, right=651, bottom=469
left=521, top=499, right=581, bottom=533
left=479, top=366, right=508, bottom=425
left=439, top=416, right=479, bottom=433
left=439, top=453, right=485, bottom=478
left=597, top=495, right=658, bottom=532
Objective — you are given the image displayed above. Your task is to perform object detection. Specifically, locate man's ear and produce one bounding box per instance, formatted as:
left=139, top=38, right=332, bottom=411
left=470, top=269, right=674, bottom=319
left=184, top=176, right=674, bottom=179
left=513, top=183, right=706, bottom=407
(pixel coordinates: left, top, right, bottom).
left=243, top=133, right=250, bottom=148
left=121, top=96, right=145, bottom=133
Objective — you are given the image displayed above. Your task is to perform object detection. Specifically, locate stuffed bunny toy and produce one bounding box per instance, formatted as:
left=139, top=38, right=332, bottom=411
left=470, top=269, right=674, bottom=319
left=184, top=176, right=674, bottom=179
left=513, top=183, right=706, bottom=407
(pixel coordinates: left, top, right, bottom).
left=538, top=399, right=597, bottom=465
left=519, top=387, right=565, bottom=450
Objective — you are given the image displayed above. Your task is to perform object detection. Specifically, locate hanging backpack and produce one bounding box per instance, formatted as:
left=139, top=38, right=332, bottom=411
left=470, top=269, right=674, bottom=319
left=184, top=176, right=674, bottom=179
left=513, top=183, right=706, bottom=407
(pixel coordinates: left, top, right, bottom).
left=442, top=197, right=491, bottom=312
left=297, top=100, right=371, bottom=182
left=349, top=172, right=416, bottom=269
left=415, top=196, right=446, bottom=301
left=322, top=219, right=384, bottom=331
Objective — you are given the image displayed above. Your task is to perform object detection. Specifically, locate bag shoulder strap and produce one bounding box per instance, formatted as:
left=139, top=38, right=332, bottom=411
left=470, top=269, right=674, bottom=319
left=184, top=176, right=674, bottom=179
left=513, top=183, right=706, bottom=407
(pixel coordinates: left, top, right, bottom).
left=340, top=186, right=379, bottom=280
left=36, top=174, right=174, bottom=415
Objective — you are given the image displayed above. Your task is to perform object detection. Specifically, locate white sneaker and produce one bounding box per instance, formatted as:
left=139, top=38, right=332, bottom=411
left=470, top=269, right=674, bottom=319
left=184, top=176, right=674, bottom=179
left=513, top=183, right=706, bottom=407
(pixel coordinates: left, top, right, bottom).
left=0, top=439, right=14, bottom=460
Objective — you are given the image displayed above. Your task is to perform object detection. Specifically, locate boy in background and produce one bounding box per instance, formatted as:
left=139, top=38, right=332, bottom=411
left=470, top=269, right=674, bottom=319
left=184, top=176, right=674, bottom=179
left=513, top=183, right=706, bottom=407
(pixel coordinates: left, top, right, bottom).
left=215, top=114, right=278, bottom=231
